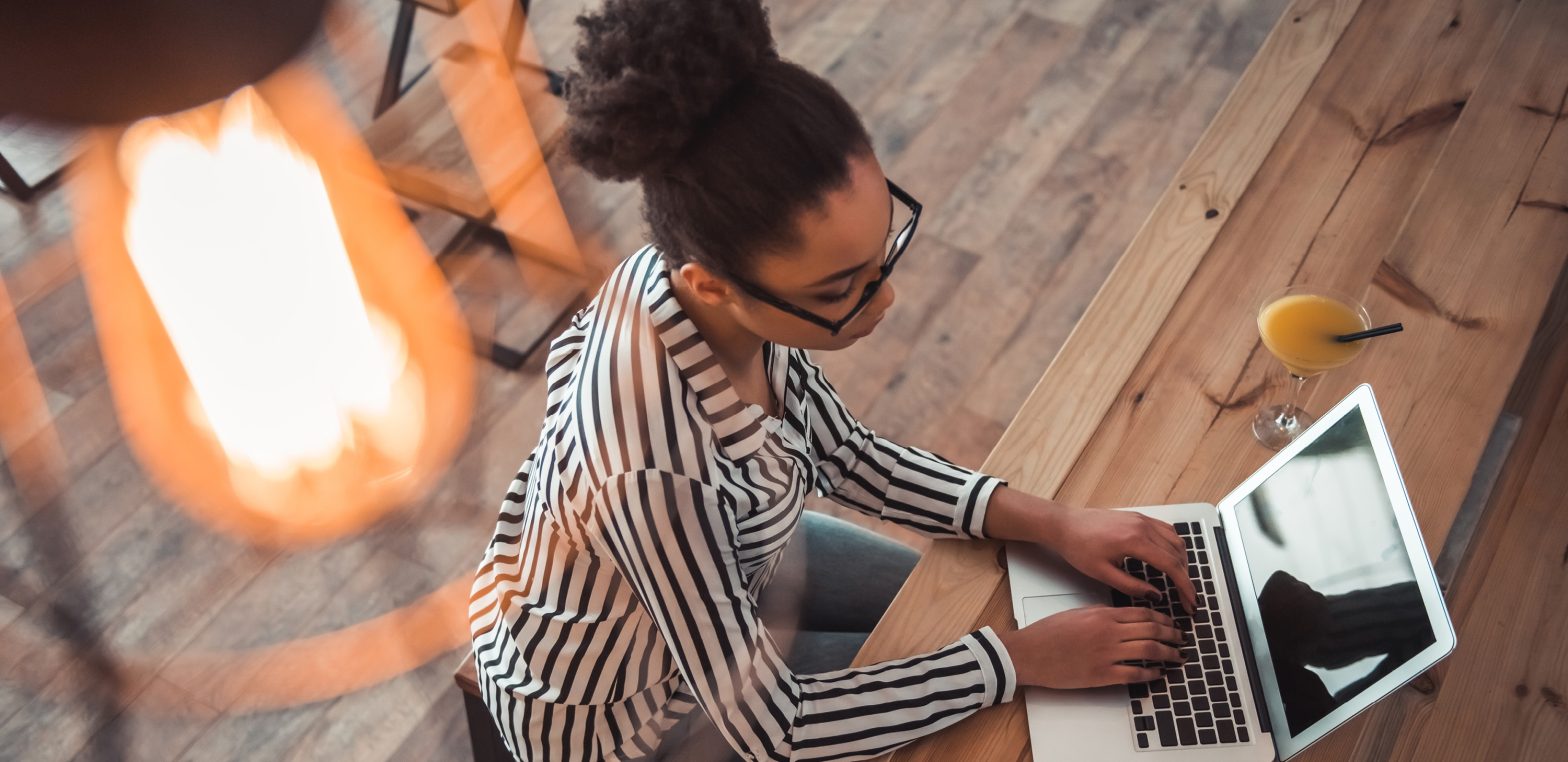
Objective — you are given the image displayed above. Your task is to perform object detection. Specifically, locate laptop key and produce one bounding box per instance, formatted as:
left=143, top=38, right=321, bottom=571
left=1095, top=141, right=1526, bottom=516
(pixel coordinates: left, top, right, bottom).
left=1238, top=726, right=1250, bottom=743
left=1175, top=522, right=1191, bottom=534
left=1216, top=719, right=1236, bottom=743
left=1173, top=701, right=1191, bottom=717
left=1156, top=712, right=1178, bottom=746
left=1206, top=670, right=1224, bottom=686
left=1210, top=687, right=1227, bottom=704
left=1137, top=733, right=1149, bottom=749
left=1130, top=682, right=1149, bottom=699
left=1199, top=728, right=1218, bottom=745
left=1191, top=695, right=1209, bottom=712
left=1169, top=683, right=1187, bottom=701
left=1135, top=715, right=1155, bottom=732
left=1176, top=717, right=1198, bottom=746
left=1213, top=701, right=1230, bottom=718
left=1153, top=694, right=1171, bottom=710
left=1225, top=675, right=1238, bottom=691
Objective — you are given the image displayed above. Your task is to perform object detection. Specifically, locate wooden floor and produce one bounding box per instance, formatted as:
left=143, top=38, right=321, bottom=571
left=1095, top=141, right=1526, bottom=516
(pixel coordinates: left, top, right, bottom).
left=852, top=0, right=1568, bottom=758
left=0, top=0, right=1293, bottom=758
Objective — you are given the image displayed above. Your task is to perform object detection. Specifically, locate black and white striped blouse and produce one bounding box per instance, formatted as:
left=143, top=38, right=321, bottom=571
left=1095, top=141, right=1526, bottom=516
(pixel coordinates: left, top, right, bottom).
left=469, top=245, right=1018, bottom=761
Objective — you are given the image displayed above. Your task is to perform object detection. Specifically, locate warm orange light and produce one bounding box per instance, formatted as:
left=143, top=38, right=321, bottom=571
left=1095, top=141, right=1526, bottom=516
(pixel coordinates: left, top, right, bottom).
left=69, top=63, right=475, bottom=545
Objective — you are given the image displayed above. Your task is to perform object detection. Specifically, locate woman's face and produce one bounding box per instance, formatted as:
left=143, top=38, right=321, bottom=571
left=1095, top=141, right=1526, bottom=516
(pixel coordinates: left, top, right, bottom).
left=680, top=152, right=901, bottom=351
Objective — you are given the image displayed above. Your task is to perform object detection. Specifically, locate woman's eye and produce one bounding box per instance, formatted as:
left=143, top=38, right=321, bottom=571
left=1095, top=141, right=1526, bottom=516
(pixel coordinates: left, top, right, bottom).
left=818, top=285, right=855, bottom=304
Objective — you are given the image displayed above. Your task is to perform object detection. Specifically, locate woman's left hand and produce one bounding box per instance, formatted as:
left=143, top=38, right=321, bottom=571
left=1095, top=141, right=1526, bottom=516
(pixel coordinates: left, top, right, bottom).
left=984, top=486, right=1197, bottom=614
left=1046, top=507, right=1197, bottom=614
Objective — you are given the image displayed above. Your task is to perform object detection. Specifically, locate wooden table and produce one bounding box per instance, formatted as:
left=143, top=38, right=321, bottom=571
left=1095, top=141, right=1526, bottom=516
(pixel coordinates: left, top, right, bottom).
left=854, top=0, right=1568, bottom=759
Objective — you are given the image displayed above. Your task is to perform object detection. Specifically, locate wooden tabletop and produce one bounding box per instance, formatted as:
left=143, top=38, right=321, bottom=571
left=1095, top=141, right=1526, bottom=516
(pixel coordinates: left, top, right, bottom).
left=854, top=0, right=1568, bottom=759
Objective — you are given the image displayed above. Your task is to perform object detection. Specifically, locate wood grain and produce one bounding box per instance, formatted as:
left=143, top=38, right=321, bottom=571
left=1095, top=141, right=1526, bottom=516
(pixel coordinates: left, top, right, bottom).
left=0, top=0, right=1321, bottom=758
left=858, top=0, right=1568, bottom=759
left=855, top=0, right=1366, bottom=684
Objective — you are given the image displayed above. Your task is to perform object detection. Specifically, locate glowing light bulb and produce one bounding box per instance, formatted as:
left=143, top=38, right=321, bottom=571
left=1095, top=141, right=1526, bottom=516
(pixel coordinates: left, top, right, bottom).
left=69, top=64, right=475, bottom=545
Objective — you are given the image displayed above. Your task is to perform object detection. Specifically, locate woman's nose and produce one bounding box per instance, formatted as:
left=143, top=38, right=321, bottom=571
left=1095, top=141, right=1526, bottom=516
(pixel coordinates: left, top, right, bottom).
left=876, top=281, right=896, bottom=313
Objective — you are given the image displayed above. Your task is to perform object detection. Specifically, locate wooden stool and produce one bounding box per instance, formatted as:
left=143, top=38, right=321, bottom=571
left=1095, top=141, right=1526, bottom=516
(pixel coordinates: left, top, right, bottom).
left=362, top=30, right=584, bottom=371
left=454, top=657, right=512, bottom=762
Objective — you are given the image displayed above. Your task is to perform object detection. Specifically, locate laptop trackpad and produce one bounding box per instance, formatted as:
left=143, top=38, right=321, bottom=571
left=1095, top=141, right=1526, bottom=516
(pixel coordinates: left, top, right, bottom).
left=1020, top=592, right=1130, bottom=750
left=1020, top=592, right=1105, bottom=626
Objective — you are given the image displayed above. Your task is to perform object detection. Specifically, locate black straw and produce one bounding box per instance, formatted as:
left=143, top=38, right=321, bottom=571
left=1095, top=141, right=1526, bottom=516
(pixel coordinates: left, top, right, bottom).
left=1335, top=323, right=1403, bottom=343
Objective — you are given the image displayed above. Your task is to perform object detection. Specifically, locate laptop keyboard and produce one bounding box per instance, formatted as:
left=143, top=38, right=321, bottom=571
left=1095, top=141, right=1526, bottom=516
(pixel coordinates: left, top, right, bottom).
left=1112, top=521, right=1255, bottom=750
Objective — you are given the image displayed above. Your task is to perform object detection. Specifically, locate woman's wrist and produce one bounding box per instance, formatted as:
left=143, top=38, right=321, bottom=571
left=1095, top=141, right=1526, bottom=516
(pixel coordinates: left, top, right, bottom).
left=982, top=485, right=1075, bottom=550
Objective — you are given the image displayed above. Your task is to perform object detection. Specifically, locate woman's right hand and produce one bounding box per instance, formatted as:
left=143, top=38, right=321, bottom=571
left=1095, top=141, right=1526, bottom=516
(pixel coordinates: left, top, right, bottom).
left=996, top=605, right=1186, bottom=689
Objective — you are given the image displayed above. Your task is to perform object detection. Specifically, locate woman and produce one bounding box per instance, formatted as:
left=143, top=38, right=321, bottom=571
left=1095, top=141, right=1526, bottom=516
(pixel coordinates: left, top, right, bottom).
left=468, top=1, right=1197, bottom=759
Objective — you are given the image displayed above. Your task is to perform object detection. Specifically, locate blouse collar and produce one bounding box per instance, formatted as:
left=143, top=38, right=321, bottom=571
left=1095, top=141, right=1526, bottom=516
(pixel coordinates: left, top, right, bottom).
left=645, top=249, right=803, bottom=461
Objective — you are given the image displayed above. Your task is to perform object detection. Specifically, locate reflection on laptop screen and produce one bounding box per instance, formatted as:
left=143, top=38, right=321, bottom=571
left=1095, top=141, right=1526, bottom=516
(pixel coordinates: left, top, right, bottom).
left=1231, top=407, right=1436, bottom=738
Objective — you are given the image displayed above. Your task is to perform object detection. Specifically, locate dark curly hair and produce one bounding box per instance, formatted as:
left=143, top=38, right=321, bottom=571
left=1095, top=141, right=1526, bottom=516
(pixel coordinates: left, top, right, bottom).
left=562, top=0, right=874, bottom=282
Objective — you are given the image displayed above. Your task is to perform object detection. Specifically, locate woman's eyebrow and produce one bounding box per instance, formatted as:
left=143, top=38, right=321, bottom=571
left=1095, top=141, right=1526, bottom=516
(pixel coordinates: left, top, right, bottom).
left=807, top=262, right=865, bottom=287
left=805, top=191, right=896, bottom=288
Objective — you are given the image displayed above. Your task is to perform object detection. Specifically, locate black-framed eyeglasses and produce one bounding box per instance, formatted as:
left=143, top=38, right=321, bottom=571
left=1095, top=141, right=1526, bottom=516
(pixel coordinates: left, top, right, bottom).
left=729, top=178, right=921, bottom=336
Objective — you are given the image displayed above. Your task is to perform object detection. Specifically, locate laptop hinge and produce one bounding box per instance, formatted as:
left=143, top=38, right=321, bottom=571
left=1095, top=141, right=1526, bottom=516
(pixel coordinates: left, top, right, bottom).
left=1213, top=516, right=1273, bottom=736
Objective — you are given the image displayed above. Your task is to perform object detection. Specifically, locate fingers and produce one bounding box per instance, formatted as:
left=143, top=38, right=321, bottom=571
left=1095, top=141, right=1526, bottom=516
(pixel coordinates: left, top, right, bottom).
left=1139, top=540, right=1198, bottom=614
left=1145, top=516, right=1186, bottom=559
left=1113, top=605, right=1175, bottom=627
left=1142, top=518, right=1198, bottom=614
left=1120, top=620, right=1186, bottom=645
left=1141, top=531, right=1186, bottom=573
left=1101, top=563, right=1161, bottom=602
left=1119, top=639, right=1185, bottom=664
left=1106, top=665, right=1164, bottom=685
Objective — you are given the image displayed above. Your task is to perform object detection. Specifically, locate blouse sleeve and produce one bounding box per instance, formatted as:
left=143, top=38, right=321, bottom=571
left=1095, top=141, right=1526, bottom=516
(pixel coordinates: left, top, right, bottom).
left=584, top=469, right=1017, bottom=761
left=797, top=351, right=1007, bottom=539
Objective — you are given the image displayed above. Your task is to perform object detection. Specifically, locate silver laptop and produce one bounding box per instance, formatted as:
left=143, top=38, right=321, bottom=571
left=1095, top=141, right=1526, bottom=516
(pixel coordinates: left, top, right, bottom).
left=1007, top=383, right=1456, bottom=760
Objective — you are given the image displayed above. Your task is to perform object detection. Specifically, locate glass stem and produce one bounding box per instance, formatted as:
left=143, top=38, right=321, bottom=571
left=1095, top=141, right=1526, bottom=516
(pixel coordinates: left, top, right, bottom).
left=1280, top=372, right=1309, bottom=427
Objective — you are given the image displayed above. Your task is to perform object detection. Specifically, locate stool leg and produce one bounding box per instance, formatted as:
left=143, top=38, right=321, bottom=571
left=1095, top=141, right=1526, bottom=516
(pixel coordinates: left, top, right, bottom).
left=461, top=690, right=512, bottom=762
left=474, top=331, right=530, bottom=371
left=0, top=152, right=63, bottom=204
left=504, top=1, right=566, bottom=98
left=374, top=2, right=419, bottom=118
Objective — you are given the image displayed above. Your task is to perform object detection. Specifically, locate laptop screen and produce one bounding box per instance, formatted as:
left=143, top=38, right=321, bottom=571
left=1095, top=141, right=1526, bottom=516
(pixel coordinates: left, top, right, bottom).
left=1229, top=405, right=1437, bottom=740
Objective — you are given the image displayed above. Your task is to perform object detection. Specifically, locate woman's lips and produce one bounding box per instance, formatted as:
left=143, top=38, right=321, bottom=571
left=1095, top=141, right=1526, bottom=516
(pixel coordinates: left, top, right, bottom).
left=851, top=313, right=885, bottom=338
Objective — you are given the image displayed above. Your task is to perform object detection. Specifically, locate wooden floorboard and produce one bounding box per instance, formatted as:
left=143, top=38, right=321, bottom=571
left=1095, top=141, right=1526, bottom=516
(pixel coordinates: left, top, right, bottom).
left=0, top=0, right=1293, bottom=758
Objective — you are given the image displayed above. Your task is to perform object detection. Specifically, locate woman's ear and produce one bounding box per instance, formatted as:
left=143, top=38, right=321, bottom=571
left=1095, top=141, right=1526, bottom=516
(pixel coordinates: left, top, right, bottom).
left=678, top=262, right=736, bottom=307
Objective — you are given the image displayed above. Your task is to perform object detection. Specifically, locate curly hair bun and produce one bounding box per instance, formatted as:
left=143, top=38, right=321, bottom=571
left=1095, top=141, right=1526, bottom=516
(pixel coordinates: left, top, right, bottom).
left=563, top=0, right=778, bottom=182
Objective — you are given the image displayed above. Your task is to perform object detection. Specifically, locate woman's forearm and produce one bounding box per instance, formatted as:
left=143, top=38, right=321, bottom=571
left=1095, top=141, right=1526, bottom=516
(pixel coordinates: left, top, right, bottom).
left=981, top=485, right=1075, bottom=549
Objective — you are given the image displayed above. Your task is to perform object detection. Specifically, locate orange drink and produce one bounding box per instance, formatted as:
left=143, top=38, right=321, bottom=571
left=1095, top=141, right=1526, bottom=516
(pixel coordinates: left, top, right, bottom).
left=1251, top=286, right=1371, bottom=450
left=1257, top=293, right=1369, bottom=377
